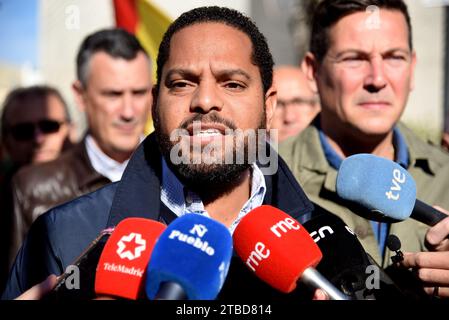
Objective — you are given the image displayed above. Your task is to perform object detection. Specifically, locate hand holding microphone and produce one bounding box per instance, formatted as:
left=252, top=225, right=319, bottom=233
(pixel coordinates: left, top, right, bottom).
left=401, top=206, right=449, bottom=298
left=45, top=217, right=165, bottom=300
left=15, top=275, right=58, bottom=300
left=336, top=154, right=449, bottom=298
left=424, top=206, right=449, bottom=252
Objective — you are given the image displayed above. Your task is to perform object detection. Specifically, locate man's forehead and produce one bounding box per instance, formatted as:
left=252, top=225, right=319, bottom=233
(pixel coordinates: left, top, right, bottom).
left=168, top=22, right=251, bottom=54
left=327, top=9, right=410, bottom=52
left=172, top=21, right=247, bottom=39
left=87, top=52, right=152, bottom=86
left=163, top=22, right=255, bottom=73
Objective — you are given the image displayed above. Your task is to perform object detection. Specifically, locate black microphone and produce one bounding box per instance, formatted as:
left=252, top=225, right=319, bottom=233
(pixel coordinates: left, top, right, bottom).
left=45, top=228, right=113, bottom=300
left=303, top=211, right=407, bottom=300
left=412, top=201, right=448, bottom=227
left=384, top=234, right=430, bottom=300
left=387, top=235, right=404, bottom=264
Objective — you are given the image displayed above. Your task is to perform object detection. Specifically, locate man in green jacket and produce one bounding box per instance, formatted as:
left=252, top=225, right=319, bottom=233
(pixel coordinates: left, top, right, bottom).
left=279, top=0, right=449, bottom=297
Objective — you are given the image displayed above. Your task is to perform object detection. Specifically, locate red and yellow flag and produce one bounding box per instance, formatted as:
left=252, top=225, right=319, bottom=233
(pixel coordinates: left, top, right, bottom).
left=113, top=0, right=172, bottom=134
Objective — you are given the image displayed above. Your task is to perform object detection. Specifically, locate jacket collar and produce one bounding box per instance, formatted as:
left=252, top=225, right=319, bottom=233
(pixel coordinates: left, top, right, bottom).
left=107, top=133, right=314, bottom=227
left=286, top=120, right=440, bottom=194
left=69, top=139, right=110, bottom=189
left=396, top=122, right=438, bottom=175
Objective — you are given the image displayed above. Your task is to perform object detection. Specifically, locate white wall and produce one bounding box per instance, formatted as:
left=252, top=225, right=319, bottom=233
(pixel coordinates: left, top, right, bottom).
left=150, top=0, right=250, bottom=19
left=401, top=1, right=445, bottom=141
left=39, top=0, right=115, bottom=137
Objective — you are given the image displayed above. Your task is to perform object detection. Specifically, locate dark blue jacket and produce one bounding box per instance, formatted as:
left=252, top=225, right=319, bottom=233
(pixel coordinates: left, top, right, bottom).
left=2, top=133, right=320, bottom=300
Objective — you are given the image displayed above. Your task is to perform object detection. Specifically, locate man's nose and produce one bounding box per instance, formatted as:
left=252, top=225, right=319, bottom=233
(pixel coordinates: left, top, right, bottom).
left=34, top=128, right=46, bottom=145
left=190, top=81, right=223, bottom=114
left=364, top=57, right=387, bottom=92
left=120, top=93, right=135, bottom=120
left=284, top=104, right=299, bottom=124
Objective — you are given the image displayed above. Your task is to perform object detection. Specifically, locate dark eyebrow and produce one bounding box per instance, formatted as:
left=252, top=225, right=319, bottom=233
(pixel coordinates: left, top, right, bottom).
left=334, top=50, right=369, bottom=59
left=100, top=89, right=124, bottom=95
left=383, top=48, right=412, bottom=55
left=132, top=88, right=151, bottom=94
left=334, top=47, right=412, bottom=59
left=165, top=69, right=195, bottom=80
left=215, top=69, right=251, bottom=80
left=164, top=68, right=251, bottom=81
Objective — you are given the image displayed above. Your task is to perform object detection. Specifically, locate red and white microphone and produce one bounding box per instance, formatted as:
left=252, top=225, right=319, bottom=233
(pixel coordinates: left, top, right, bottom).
left=95, top=217, right=166, bottom=299
left=233, top=205, right=349, bottom=300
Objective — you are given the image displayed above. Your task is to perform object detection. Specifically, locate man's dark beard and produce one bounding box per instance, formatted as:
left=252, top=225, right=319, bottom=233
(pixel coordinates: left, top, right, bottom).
left=154, top=111, right=266, bottom=198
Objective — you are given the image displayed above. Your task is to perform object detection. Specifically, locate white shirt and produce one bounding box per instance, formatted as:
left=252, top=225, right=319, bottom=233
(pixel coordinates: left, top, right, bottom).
left=85, top=135, right=130, bottom=182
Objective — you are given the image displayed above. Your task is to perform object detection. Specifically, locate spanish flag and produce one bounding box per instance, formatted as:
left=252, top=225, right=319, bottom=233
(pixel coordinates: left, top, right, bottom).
left=113, top=0, right=172, bottom=134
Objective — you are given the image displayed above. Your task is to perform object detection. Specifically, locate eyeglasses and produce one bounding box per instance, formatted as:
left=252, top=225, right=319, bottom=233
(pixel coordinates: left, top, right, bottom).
left=8, top=120, right=66, bottom=141
left=276, top=97, right=319, bottom=109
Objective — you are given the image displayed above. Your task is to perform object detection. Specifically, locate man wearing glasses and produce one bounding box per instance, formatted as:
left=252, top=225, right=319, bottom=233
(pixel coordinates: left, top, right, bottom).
left=5, top=28, right=152, bottom=280
left=271, top=66, right=320, bottom=142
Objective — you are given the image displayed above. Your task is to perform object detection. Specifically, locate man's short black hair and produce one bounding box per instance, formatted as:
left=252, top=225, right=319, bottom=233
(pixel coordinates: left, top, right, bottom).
left=156, top=6, right=274, bottom=94
left=76, top=28, right=149, bottom=86
left=310, top=0, right=413, bottom=63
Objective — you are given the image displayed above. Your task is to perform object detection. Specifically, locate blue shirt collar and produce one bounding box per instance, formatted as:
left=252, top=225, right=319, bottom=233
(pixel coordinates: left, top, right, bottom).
left=318, top=125, right=409, bottom=170
left=160, top=157, right=267, bottom=234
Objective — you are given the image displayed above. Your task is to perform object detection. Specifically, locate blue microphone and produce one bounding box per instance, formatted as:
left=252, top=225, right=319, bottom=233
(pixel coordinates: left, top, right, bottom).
left=146, top=214, right=233, bottom=300
left=336, top=154, right=448, bottom=226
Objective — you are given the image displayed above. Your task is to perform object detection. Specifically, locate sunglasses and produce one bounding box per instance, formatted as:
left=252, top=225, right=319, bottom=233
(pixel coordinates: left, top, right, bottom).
left=8, top=119, right=66, bottom=141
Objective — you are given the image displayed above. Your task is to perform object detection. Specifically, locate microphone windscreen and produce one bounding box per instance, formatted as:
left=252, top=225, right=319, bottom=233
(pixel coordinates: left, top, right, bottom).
left=95, top=218, right=166, bottom=300
left=145, top=214, right=233, bottom=300
left=387, top=234, right=402, bottom=252
left=336, top=154, right=416, bottom=221
left=303, top=212, right=371, bottom=296
left=233, top=205, right=322, bottom=293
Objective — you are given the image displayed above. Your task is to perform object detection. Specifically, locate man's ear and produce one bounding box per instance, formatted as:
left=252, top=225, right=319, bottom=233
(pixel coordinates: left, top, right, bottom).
left=264, top=86, right=277, bottom=131
left=72, top=80, right=87, bottom=113
left=303, top=52, right=319, bottom=94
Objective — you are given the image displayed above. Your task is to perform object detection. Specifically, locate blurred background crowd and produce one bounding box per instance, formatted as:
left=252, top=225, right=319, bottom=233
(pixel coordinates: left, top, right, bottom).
left=2, top=0, right=449, bottom=295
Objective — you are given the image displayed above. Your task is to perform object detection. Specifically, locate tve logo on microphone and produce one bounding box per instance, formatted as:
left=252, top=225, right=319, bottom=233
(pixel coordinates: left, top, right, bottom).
left=385, top=169, right=406, bottom=201
left=116, top=233, right=147, bottom=260
left=168, top=221, right=215, bottom=256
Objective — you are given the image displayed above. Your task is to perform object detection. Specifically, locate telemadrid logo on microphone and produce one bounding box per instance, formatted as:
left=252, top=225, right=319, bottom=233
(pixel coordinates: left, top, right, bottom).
left=116, top=232, right=147, bottom=260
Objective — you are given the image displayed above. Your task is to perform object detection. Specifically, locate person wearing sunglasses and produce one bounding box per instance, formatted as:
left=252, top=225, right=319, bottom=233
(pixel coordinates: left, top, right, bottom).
left=0, top=85, right=73, bottom=292
left=1, top=85, right=72, bottom=167
left=4, top=29, right=152, bottom=287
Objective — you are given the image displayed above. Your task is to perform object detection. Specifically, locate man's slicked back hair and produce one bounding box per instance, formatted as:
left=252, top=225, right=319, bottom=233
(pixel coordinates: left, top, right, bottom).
left=156, top=6, right=274, bottom=94
left=76, top=28, right=149, bottom=86
left=310, top=0, right=413, bottom=64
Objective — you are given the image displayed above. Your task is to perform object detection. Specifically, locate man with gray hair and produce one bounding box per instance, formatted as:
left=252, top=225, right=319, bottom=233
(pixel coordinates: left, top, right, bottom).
left=8, top=28, right=152, bottom=269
